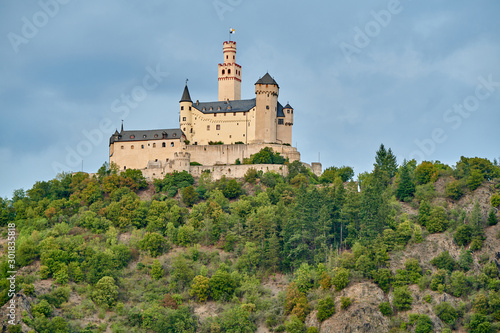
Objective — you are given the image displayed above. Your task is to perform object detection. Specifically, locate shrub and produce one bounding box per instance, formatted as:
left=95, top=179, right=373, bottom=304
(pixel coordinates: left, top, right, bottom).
left=222, top=179, right=243, bottom=199
left=434, top=302, right=458, bottom=326
left=415, top=314, right=433, bottom=333
left=181, top=186, right=199, bottom=207
left=150, top=260, right=164, bottom=280
left=466, top=169, right=484, bottom=191
left=244, top=168, right=259, bottom=184
left=284, top=315, right=306, bottom=333
left=189, top=275, right=210, bottom=302
left=331, top=267, right=350, bottom=291
left=488, top=209, right=498, bottom=226
left=454, top=224, right=473, bottom=246
left=92, top=276, right=119, bottom=308
left=445, top=180, right=464, bottom=200
left=393, top=286, right=413, bottom=311
left=340, top=296, right=352, bottom=309
left=427, top=206, right=449, bottom=233
left=379, top=302, right=393, bottom=316
left=32, top=300, right=53, bottom=318
left=491, top=194, right=500, bottom=208
left=316, top=296, right=335, bottom=322
left=430, top=251, right=456, bottom=272
left=139, top=232, right=168, bottom=257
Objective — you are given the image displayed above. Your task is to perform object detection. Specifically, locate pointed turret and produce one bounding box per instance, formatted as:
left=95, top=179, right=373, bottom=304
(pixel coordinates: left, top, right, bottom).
left=255, top=73, right=279, bottom=87
left=180, top=84, right=192, bottom=103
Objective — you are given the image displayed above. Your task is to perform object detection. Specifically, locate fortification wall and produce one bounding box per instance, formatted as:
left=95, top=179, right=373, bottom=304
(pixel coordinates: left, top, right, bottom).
left=185, top=143, right=300, bottom=165
left=190, top=164, right=287, bottom=180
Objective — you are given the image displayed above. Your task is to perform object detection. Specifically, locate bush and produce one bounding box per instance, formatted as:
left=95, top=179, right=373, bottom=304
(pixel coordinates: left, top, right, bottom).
left=181, top=186, right=199, bottom=207
left=454, top=224, right=473, bottom=246
left=340, top=296, right=352, bottom=309
left=189, top=275, right=210, bottom=302
left=150, top=260, right=164, bottom=280
left=393, top=286, right=413, bottom=311
left=379, top=302, right=393, bottom=316
left=222, top=179, right=243, bottom=199
left=139, top=232, right=168, bottom=257
left=284, top=315, right=306, bottom=333
left=430, top=251, right=456, bottom=272
left=434, top=302, right=458, bottom=326
left=466, top=169, right=484, bottom=191
left=92, top=276, right=119, bottom=308
left=415, top=314, right=433, bottom=333
left=427, top=206, right=449, bottom=233
left=331, top=267, right=350, bottom=291
left=32, top=299, right=53, bottom=318
left=317, top=296, right=335, bottom=322
left=445, top=180, right=464, bottom=200
left=491, top=194, right=500, bottom=207
left=244, top=168, right=259, bottom=184
left=488, top=209, right=498, bottom=226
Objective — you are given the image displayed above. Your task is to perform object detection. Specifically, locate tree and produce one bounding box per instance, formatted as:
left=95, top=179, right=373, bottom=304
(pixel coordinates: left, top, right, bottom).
left=430, top=251, right=455, bottom=272
left=374, top=144, right=398, bottom=179
left=92, top=276, right=119, bottom=308
left=487, top=209, right=498, bottom=226
left=427, top=206, right=449, bottom=233
left=445, top=180, right=464, bottom=200
left=139, top=232, right=167, bottom=257
left=396, top=160, right=415, bottom=201
left=414, top=161, right=439, bottom=185
left=189, top=275, right=210, bottom=302
left=285, top=315, right=306, bottom=333
left=379, top=302, right=393, bottom=316
left=415, top=315, right=433, bottom=333
left=434, top=302, right=458, bottom=326
left=454, top=224, right=473, bottom=246
left=209, top=267, right=236, bottom=301
left=393, top=286, right=413, bottom=311
left=466, top=169, right=484, bottom=191
left=222, top=179, right=243, bottom=199
left=331, top=267, right=350, bottom=291
left=150, top=260, right=164, bottom=280
left=316, top=296, right=335, bottom=322
left=181, top=186, right=199, bottom=206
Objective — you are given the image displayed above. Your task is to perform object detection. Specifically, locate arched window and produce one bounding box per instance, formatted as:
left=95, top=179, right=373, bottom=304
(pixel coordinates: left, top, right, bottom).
left=162, top=142, right=166, bottom=148
left=228, top=69, right=231, bottom=74
left=222, top=69, right=225, bottom=75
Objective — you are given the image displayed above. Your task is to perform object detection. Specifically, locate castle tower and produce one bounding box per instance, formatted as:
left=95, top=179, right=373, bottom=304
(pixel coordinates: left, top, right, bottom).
left=254, top=73, right=279, bottom=143
left=179, top=84, right=193, bottom=142
left=278, top=103, right=293, bottom=145
left=218, top=41, right=242, bottom=101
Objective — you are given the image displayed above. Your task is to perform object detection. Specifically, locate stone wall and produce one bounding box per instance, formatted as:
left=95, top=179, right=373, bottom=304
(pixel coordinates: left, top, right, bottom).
left=190, top=164, right=287, bottom=180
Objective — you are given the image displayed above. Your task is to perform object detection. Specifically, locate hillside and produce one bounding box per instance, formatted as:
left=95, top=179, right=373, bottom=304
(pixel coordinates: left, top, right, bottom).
left=1, top=149, right=500, bottom=333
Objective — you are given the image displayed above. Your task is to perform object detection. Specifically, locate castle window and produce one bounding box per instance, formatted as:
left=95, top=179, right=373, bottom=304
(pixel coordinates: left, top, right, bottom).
left=171, top=142, right=174, bottom=147
left=226, top=55, right=228, bottom=59
left=190, top=128, right=193, bottom=133
left=143, top=135, right=147, bottom=138
left=207, top=125, right=210, bottom=131
left=218, top=106, right=221, bottom=110
left=224, top=113, right=226, bottom=116
left=155, top=159, right=158, bottom=162
left=154, top=134, right=158, bottom=138
left=228, top=69, right=231, bottom=74
left=131, top=145, right=134, bottom=149
left=141, top=145, right=144, bottom=149
left=183, top=128, right=186, bottom=131
left=233, top=112, right=236, bottom=116
left=121, top=145, right=124, bottom=149
left=124, top=166, right=126, bottom=170
left=182, top=117, right=186, bottom=121
left=266, top=105, right=269, bottom=110
left=153, top=143, right=156, bottom=148
left=216, top=125, right=221, bottom=130
left=130, top=135, right=135, bottom=139
left=233, top=55, right=235, bottom=60
left=278, top=119, right=284, bottom=125
left=209, top=107, right=213, bottom=111
left=214, top=113, right=217, bottom=117
left=202, top=107, right=206, bottom=111
left=181, top=106, right=184, bottom=110
left=287, top=110, right=290, bottom=114
left=162, top=142, right=166, bottom=148
left=189, top=106, right=191, bottom=111
left=222, top=69, right=225, bottom=75
left=173, top=133, right=176, bottom=137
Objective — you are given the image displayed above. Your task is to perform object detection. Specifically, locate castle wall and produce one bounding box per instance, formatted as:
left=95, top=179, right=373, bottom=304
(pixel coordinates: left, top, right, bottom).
left=190, top=164, right=287, bottom=180
left=109, top=138, right=184, bottom=170
left=185, top=143, right=300, bottom=166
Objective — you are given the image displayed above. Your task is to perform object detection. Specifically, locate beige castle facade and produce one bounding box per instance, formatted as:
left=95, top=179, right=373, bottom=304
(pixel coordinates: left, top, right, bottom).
left=109, top=40, right=320, bottom=179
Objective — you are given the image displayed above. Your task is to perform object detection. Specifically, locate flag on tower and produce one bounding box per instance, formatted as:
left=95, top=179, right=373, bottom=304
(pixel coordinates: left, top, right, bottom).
left=229, top=28, right=235, bottom=34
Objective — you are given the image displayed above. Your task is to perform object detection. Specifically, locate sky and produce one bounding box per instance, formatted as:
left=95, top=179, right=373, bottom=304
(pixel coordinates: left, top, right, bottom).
left=1, top=0, right=499, bottom=199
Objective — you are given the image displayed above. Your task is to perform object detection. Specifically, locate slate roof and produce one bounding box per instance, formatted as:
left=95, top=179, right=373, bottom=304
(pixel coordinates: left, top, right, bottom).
left=255, top=73, right=279, bottom=87
left=110, top=129, right=183, bottom=145
left=284, top=103, right=293, bottom=109
left=180, top=85, right=192, bottom=102
left=192, top=98, right=256, bottom=113
left=277, top=102, right=285, bottom=117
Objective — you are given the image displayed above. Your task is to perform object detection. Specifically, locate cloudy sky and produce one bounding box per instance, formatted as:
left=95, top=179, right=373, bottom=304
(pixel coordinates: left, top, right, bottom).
left=1, top=0, right=499, bottom=198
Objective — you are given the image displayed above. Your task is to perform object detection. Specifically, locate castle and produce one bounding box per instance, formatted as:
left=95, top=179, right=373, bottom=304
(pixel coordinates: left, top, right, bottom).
left=109, top=40, right=321, bottom=180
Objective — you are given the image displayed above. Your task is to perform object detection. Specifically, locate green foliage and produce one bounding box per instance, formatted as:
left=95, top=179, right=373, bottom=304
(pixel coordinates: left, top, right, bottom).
left=331, top=267, right=350, bottom=291
left=181, top=186, right=199, bottom=206
left=445, top=180, right=464, bottom=200
left=245, top=147, right=286, bottom=164
left=32, top=299, right=53, bottom=318
left=393, top=286, right=413, bottom=311
left=430, top=251, right=456, bottom=272
left=491, top=193, right=500, bottom=208
left=40, top=287, right=70, bottom=308
left=379, top=302, right=393, bottom=316
left=189, top=275, right=210, bottom=302
left=458, top=248, right=473, bottom=271
left=150, top=259, right=164, bottom=280
left=294, top=263, right=315, bottom=293
left=285, top=283, right=310, bottom=321
left=414, top=314, right=433, bottom=333
left=139, top=232, right=167, bottom=257
left=396, top=160, right=416, bottom=201
left=487, top=209, right=498, bottom=225
left=317, top=296, right=335, bottom=322
left=434, top=302, right=458, bottom=326
left=222, top=178, right=243, bottom=199
left=374, top=268, right=393, bottom=293
left=244, top=168, right=259, bottom=184
left=374, top=144, right=398, bottom=178
left=415, top=161, right=439, bottom=185
left=154, top=171, right=194, bottom=194
left=427, top=206, right=449, bottom=233
left=340, top=296, right=352, bottom=309
left=467, top=169, right=484, bottom=191
left=284, top=315, right=306, bottom=333
left=320, top=165, right=354, bottom=183
left=455, top=224, right=473, bottom=246
left=209, top=267, right=236, bottom=301
left=215, top=306, right=256, bottom=333
left=92, top=276, right=119, bottom=308
left=467, top=313, right=491, bottom=333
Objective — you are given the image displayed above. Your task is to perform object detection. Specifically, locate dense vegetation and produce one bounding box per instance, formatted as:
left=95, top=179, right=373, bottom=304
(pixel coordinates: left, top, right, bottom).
left=1, top=145, right=500, bottom=332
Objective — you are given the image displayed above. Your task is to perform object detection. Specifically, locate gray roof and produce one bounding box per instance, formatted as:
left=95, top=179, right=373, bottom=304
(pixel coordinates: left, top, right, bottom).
left=192, top=98, right=256, bottom=113
left=255, top=73, right=279, bottom=87
left=284, top=103, right=293, bottom=109
left=180, top=85, right=192, bottom=102
left=277, top=102, right=285, bottom=117
left=109, top=128, right=183, bottom=145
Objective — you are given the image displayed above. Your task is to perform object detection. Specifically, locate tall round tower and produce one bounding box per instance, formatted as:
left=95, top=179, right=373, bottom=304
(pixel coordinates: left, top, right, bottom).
left=254, top=73, right=279, bottom=143
left=218, top=41, right=242, bottom=101
left=179, top=84, right=193, bottom=142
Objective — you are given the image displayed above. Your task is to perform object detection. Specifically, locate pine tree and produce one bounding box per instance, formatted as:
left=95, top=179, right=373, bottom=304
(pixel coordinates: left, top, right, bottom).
left=375, top=144, right=398, bottom=179
left=396, top=160, right=416, bottom=202
left=487, top=209, right=498, bottom=226
left=150, top=259, right=164, bottom=280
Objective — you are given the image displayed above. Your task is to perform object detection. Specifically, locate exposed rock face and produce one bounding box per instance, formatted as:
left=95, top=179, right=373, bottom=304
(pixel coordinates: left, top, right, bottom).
left=307, top=282, right=389, bottom=333
left=0, top=292, right=33, bottom=333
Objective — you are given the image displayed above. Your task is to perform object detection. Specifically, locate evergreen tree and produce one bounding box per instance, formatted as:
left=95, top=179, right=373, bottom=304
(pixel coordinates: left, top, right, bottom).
left=396, top=160, right=416, bottom=202
left=375, top=144, right=398, bottom=179
left=487, top=209, right=498, bottom=226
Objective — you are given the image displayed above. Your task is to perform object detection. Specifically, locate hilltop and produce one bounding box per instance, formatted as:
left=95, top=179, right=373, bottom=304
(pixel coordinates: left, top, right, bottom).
left=0, top=146, right=500, bottom=333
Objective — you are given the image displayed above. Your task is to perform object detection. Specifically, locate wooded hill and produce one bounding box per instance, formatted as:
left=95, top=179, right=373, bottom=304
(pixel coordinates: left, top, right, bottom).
left=1, top=145, right=499, bottom=333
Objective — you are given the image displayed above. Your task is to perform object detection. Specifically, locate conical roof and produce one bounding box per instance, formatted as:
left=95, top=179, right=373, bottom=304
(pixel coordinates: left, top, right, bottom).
left=180, top=84, right=192, bottom=103
left=255, top=73, right=279, bottom=87
left=284, top=103, right=293, bottom=109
